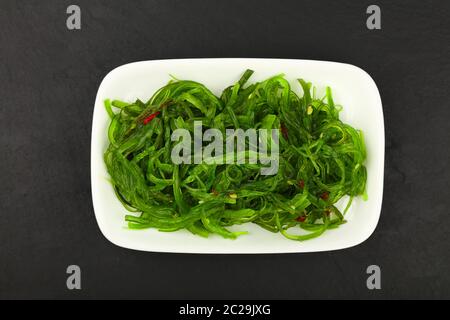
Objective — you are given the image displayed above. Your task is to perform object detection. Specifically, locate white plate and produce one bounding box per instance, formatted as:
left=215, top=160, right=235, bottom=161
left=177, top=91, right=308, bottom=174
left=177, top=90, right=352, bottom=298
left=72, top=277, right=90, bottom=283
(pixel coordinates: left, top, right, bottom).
left=91, top=58, right=384, bottom=253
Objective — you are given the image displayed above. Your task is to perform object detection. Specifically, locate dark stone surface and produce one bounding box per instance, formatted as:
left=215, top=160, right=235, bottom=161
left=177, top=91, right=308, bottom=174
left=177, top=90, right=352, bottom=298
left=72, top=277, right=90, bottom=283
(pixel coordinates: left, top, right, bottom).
left=0, top=0, right=449, bottom=299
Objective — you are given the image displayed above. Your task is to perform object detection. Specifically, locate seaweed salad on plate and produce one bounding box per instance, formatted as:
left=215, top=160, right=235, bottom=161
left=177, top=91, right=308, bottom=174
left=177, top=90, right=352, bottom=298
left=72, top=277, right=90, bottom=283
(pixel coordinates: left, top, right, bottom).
left=103, top=69, right=367, bottom=241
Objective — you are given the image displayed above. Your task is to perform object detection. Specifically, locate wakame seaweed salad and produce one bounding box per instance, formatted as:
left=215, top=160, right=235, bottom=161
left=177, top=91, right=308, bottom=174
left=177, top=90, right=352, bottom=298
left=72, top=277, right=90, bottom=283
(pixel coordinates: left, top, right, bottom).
left=103, top=70, right=367, bottom=241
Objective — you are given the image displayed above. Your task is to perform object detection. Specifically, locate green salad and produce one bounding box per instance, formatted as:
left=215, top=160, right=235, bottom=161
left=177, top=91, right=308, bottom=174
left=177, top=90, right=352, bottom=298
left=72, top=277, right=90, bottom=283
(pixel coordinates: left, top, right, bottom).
left=103, top=70, right=367, bottom=241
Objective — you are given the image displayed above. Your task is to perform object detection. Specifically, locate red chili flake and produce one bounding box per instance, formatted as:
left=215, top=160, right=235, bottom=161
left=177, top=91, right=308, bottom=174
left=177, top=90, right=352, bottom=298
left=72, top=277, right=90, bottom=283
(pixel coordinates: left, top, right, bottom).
left=280, top=124, right=288, bottom=140
left=296, top=216, right=306, bottom=222
left=298, top=180, right=305, bottom=189
left=143, top=111, right=161, bottom=125
left=211, top=188, right=219, bottom=196
left=320, top=192, right=329, bottom=200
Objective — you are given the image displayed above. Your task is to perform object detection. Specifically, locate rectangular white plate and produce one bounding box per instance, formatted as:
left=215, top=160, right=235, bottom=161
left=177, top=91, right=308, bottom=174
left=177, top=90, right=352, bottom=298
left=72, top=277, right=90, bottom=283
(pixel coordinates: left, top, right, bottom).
left=91, top=58, right=384, bottom=253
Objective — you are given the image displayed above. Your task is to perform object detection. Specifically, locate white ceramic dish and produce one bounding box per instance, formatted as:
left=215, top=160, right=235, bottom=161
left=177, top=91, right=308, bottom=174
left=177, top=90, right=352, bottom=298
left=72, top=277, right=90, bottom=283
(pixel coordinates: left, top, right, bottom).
left=91, top=58, right=384, bottom=253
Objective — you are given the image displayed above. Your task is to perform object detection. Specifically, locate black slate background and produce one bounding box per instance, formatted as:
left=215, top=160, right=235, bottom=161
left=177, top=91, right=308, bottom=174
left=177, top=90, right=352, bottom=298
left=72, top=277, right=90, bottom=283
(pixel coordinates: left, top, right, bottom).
left=0, top=0, right=449, bottom=299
